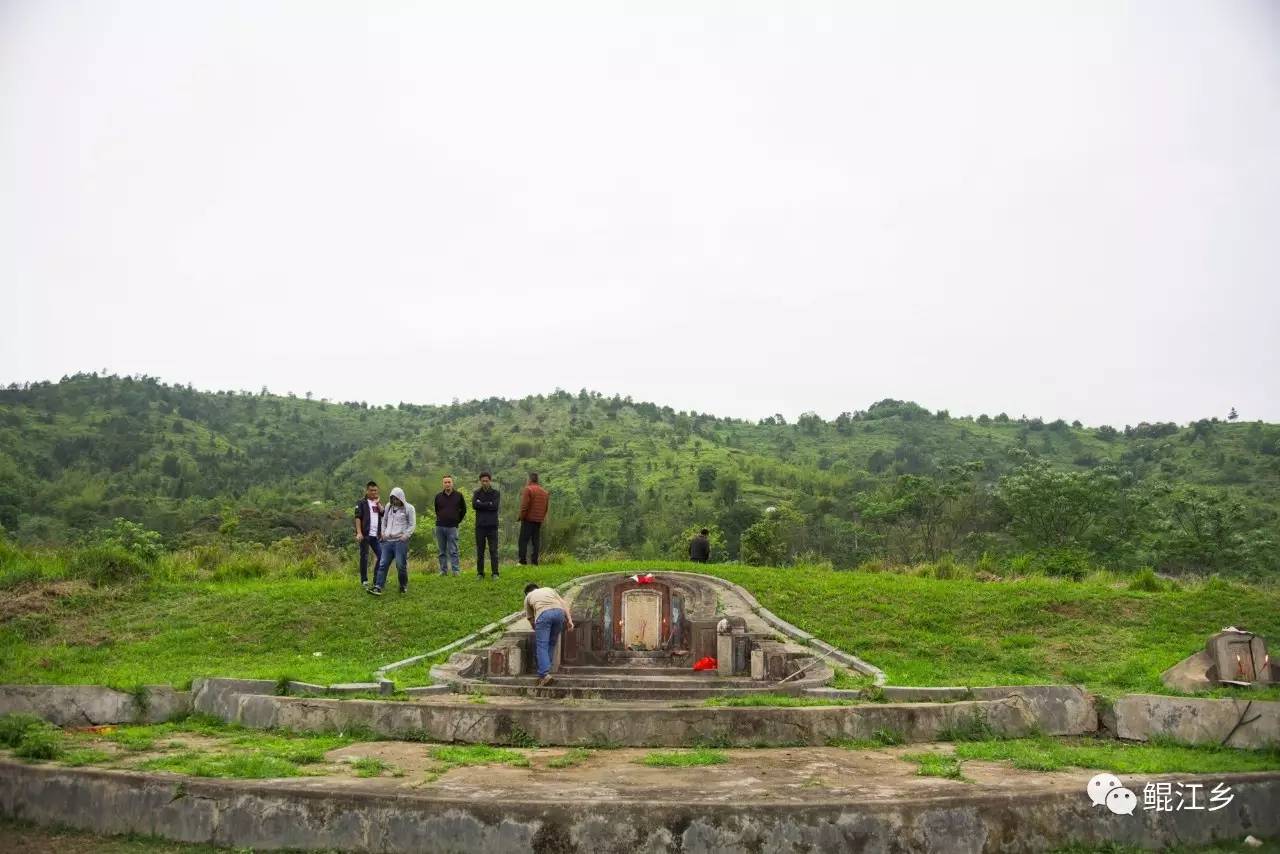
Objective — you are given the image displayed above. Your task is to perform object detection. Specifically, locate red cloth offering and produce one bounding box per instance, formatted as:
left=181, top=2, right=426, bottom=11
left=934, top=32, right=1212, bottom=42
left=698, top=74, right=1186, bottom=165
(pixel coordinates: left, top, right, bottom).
left=692, top=657, right=717, bottom=671
left=629, top=573, right=655, bottom=584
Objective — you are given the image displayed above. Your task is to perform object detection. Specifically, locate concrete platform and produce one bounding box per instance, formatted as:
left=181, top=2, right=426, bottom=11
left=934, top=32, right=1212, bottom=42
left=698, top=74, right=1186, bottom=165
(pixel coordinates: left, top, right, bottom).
left=2, top=747, right=1277, bottom=852
left=190, top=677, right=1098, bottom=747
left=221, top=689, right=1096, bottom=747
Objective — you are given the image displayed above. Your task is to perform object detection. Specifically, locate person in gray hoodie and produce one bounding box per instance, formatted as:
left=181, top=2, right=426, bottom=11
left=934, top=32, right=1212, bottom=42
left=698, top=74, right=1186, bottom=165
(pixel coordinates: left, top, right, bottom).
left=369, top=487, right=416, bottom=596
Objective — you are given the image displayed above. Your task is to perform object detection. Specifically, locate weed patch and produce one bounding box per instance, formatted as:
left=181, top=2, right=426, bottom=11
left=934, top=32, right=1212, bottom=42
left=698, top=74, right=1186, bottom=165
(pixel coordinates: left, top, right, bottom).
left=640, top=749, right=728, bottom=767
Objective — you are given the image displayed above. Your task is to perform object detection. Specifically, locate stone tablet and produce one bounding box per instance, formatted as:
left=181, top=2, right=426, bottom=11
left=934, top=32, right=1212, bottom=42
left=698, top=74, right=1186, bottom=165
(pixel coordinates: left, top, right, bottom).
left=1207, top=629, right=1271, bottom=685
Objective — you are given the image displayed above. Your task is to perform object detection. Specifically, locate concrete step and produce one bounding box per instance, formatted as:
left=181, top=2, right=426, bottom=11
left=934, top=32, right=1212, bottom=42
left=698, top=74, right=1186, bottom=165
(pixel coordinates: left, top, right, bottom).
left=482, top=674, right=762, bottom=690
left=560, top=666, right=699, bottom=677
left=460, top=681, right=799, bottom=700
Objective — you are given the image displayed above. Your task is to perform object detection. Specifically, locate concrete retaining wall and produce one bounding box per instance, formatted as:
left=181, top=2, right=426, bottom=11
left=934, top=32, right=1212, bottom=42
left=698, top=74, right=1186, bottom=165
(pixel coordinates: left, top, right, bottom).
left=0, top=684, right=190, bottom=726
left=222, top=689, right=1095, bottom=747
left=2, top=760, right=1276, bottom=853
left=1113, top=694, right=1280, bottom=749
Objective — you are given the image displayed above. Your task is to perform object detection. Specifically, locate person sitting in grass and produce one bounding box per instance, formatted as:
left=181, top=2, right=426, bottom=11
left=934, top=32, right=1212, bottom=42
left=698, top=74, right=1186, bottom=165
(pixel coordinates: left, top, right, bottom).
left=369, top=487, right=416, bottom=596
left=523, top=582, right=575, bottom=687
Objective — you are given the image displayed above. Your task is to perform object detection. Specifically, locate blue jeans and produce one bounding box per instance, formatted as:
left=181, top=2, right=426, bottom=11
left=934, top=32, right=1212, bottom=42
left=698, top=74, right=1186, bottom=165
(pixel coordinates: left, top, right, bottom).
left=358, top=536, right=382, bottom=584
left=435, top=525, right=460, bottom=575
left=374, top=539, right=408, bottom=590
left=534, top=608, right=566, bottom=677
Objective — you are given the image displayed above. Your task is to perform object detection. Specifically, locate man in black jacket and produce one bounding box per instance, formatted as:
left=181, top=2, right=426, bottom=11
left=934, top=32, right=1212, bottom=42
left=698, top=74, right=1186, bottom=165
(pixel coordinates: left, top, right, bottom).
left=689, top=528, right=711, bottom=563
left=433, top=475, right=466, bottom=576
left=472, top=472, right=500, bottom=579
left=353, top=481, right=383, bottom=587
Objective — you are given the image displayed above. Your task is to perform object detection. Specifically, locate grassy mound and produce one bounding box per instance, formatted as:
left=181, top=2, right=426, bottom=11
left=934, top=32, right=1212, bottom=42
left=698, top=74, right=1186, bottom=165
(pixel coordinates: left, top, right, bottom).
left=0, top=551, right=1277, bottom=695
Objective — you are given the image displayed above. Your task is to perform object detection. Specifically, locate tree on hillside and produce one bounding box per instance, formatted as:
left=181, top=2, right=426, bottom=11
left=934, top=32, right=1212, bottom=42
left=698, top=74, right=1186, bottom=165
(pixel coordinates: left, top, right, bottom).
left=996, top=456, right=1129, bottom=555
left=740, top=505, right=806, bottom=566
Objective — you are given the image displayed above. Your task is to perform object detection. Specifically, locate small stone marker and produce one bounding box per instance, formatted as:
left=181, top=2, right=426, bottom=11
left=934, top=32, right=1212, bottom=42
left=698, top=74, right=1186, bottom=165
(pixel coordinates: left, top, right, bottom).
left=1207, top=628, right=1271, bottom=686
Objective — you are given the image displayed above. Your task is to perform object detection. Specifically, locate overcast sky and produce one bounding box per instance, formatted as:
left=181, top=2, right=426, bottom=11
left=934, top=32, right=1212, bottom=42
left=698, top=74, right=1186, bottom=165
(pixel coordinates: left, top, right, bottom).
left=3, top=1, right=1278, bottom=427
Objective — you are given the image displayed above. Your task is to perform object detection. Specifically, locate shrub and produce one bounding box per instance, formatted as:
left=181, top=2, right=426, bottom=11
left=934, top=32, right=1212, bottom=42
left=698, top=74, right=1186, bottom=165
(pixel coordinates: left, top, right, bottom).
left=15, top=726, right=64, bottom=760
left=0, top=713, right=45, bottom=747
left=95, top=518, right=164, bottom=563
left=929, top=554, right=966, bottom=580
left=193, top=544, right=228, bottom=571
left=792, top=552, right=834, bottom=572
left=69, top=545, right=148, bottom=586
left=285, top=557, right=321, bottom=580
left=1129, top=567, right=1164, bottom=592
left=1015, top=548, right=1094, bottom=581
left=211, top=554, right=268, bottom=582
left=0, top=559, right=44, bottom=590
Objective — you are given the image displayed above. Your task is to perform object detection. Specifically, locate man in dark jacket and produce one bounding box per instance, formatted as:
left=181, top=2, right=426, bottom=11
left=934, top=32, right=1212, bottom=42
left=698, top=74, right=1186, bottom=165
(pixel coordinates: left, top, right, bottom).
left=353, top=481, right=383, bottom=587
left=473, top=472, right=500, bottom=579
left=433, top=475, right=466, bottom=576
left=517, top=472, right=550, bottom=566
left=689, top=528, right=711, bottom=563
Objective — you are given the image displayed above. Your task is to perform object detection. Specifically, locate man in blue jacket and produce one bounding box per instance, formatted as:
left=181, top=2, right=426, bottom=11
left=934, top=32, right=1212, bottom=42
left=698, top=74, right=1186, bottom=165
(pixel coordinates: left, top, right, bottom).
left=473, top=472, right=500, bottom=579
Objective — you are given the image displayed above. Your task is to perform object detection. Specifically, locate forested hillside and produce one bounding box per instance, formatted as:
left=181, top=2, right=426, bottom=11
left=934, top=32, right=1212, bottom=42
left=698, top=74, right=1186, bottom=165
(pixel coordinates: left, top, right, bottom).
left=1, top=374, right=1277, bottom=577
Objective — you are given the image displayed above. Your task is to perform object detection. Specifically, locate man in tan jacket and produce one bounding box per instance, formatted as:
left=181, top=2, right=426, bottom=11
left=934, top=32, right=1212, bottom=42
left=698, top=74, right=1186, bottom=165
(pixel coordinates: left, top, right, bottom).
left=523, top=583, right=574, bottom=685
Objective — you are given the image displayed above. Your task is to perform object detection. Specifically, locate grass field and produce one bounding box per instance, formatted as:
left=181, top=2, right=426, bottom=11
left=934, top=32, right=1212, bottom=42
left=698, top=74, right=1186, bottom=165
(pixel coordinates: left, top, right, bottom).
left=1, top=556, right=1278, bottom=697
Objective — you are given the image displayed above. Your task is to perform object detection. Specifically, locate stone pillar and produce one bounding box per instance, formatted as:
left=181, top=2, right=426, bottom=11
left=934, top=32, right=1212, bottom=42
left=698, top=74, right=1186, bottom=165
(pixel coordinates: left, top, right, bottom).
left=717, top=632, right=735, bottom=676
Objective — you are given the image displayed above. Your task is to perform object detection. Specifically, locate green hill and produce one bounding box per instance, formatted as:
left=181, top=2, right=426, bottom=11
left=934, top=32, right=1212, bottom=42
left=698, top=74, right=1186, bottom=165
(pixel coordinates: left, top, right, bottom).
left=1, top=374, right=1277, bottom=576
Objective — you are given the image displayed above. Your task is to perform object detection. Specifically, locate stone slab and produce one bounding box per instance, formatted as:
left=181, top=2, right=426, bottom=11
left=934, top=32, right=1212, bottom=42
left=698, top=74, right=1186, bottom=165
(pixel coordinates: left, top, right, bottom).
left=1208, top=630, right=1271, bottom=685
left=403, top=685, right=453, bottom=698
left=223, top=693, right=1086, bottom=747
left=191, top=678, right=278, bottom=720
left=328, top=683, right=384, bottom=695
left=882, top=686, right=974, bottom=702
left=138, top=686, right=192, bottom=724
left=1, top=758, right=1276, bottom=853
left=969, top=686, right=1098, bottom=736
left=803, top=688, right=864, bottom=701
left=1161, top=649, right=1217, bottom=693
left=716, top=634, right=734, bottom=676
left=0, top=685, right=138, bottom=727
left=0, top=685, right=190, bottom=726
left=1113, top=693, right=1280, bottom=749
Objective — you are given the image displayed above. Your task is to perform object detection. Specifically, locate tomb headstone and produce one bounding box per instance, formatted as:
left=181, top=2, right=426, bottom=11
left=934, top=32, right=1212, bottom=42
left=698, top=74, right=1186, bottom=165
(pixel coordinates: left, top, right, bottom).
left=1207, top=629, right=1271, bottom=685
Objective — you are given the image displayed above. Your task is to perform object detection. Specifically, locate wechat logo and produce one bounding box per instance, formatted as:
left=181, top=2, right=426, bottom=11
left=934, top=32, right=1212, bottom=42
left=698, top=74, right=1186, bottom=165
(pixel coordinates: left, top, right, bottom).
left=1088, top=773, right=1137, bottom=816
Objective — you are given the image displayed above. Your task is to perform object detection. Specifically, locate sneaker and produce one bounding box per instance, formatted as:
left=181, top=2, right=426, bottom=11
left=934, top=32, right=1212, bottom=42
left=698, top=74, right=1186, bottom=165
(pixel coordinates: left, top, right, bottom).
left=398, top=586, right=407, bottom=594
left=361, top=580, right=369, bottom=588
left=367, top=586, right=383, bottom=596
left=535, top=675, right=553, bottom=687
left=492, top=572, right=499, bottom=579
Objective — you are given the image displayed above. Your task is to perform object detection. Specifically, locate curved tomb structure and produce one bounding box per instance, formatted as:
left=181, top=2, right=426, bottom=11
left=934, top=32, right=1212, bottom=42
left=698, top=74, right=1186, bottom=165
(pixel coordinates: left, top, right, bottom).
left=431, top=571, right=834, bottom=698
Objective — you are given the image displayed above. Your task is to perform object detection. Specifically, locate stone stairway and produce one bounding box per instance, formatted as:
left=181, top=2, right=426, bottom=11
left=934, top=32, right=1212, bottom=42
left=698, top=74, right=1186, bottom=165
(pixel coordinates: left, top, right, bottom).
left=456, top=664, right=829, bottom=699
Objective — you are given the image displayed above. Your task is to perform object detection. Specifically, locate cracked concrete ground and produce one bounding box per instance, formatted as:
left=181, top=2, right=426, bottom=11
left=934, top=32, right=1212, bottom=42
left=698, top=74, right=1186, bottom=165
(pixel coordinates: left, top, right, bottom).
left=314, top=741, right=1218, bottom=805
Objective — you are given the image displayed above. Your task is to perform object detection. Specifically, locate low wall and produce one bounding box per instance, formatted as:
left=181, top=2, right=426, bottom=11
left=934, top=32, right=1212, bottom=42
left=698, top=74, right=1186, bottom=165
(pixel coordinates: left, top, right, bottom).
left=0, top=684, right=190, bottom=726
left=208, top=687, right=1095, bottom=747
left=1113, top=694, right=1280, bottom=750
left=1, top=761, right=1276, bottom=853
